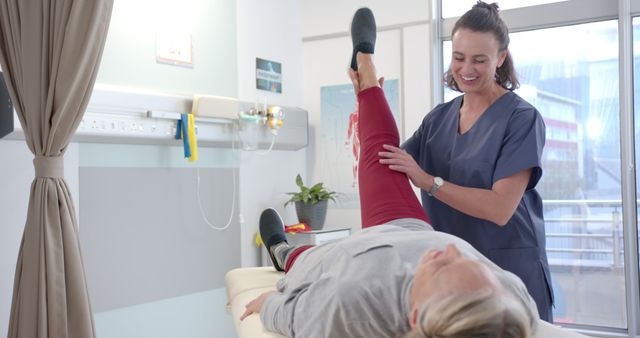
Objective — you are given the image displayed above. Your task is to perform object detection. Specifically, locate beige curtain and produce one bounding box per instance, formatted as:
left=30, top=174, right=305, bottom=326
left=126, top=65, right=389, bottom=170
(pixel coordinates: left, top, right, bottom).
left=0, top=1, right=113, bottom=337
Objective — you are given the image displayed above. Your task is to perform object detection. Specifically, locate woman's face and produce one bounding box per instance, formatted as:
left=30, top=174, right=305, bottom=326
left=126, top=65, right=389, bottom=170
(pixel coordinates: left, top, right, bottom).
left=450, top=28, right=507, bottom=95
left=408, top=244, right=501, bottom=328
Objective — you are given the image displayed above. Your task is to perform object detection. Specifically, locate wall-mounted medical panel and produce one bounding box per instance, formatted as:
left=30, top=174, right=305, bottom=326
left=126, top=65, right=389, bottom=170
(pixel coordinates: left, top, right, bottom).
left=2, top=85, right=308, bottom=151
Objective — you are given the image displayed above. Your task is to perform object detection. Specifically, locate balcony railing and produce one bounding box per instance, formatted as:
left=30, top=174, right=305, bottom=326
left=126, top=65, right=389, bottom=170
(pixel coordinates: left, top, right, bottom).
left=543, top=199, right=625, bottom=268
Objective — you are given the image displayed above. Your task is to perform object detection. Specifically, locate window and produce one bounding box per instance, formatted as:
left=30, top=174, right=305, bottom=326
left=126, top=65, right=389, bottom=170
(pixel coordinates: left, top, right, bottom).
left=443, top=20, right=625, bottom=328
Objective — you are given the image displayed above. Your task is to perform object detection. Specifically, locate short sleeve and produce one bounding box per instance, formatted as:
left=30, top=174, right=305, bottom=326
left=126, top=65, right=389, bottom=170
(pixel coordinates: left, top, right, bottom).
left=401, top=119, right=425, bottom=160
left=493, top=107, right=545, bottom=190
left=402, top=100, right=456, bottom=162
left=402, top=106, right=439, bottom=160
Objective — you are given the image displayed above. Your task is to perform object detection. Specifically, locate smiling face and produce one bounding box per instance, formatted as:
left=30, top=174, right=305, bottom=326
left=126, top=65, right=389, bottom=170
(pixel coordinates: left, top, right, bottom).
left=408, top=244, right=502, bottom=328
left=450, top=29, right=507, bottom=96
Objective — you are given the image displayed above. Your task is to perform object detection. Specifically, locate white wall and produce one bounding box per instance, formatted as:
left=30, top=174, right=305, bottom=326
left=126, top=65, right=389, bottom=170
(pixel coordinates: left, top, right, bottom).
left=301, top=2, right=433, bottom=230
left=402, top=24, right=432, bottom=143
left=237, top=0, right=304, bottom=108
left=301, top=0, right=429, bottom=37
left=98, top=0, right=238, bottom=97
left=94, top=289, right=234, bottom=338
left=236, top=0, right=308, bottom=267
left=0, top=140, right=79, bottom=335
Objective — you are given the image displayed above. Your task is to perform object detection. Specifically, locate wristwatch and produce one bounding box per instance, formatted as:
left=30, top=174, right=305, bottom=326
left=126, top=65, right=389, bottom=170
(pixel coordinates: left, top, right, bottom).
left=428, top=177, right=444, bottom=197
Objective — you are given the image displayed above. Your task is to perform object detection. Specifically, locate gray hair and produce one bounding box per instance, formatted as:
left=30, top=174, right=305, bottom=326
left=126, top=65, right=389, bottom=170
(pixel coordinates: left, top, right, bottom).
left=405, top=288, right=532, bottom=338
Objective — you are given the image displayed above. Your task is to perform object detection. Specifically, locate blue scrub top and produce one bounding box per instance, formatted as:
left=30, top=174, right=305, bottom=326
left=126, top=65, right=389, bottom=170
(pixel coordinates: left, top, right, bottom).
left=402, top=91, right=554, bottom=321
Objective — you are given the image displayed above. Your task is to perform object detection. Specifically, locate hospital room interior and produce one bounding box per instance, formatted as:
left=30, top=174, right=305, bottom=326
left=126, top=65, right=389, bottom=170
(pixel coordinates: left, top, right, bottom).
left=0, top=0, right=639, bottom=337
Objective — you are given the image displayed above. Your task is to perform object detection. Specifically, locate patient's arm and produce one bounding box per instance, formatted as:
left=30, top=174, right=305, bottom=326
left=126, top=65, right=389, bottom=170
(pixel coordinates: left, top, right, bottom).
left=240, top=291, right=275, bottom=320
left=259, top=277, right=360, bottom=338
left=259, top=277, right=403, bottom=338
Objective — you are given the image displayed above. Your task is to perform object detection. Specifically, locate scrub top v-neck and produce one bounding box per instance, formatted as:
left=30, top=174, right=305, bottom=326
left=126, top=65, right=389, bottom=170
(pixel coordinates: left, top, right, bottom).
left=402, top=91, right=554, bottom=321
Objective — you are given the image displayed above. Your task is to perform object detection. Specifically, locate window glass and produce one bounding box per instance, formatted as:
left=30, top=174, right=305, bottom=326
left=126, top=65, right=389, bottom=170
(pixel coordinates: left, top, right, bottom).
left=443, top=20, right=625, bottom=328
left=442, top=0, right=569, bottom=18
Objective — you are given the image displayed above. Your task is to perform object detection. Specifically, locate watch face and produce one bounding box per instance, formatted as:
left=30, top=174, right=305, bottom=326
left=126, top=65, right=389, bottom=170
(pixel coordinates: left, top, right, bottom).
left=434, top=177, right=444, bottom=186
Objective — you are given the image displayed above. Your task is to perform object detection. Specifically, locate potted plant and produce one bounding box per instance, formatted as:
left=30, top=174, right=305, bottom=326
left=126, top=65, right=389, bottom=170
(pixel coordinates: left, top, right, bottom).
left=284, top=174, right=337, bottom=230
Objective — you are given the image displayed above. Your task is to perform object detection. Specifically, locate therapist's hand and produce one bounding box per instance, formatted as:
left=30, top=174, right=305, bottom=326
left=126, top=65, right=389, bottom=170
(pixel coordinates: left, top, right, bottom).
left=240, top=291, right=275, bottom=320
left=379, top=144, right=431, bottom=190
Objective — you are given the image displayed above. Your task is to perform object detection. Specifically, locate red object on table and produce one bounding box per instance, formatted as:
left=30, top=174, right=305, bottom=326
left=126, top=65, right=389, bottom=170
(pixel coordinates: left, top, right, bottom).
left=285, top=223, right=312, bottom=233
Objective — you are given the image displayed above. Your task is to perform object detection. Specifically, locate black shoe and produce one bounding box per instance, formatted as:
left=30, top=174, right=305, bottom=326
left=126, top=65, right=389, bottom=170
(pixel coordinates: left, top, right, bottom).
left=350, top=7, right=377, bottom=71
left=259, top=208, right=287, bottom=271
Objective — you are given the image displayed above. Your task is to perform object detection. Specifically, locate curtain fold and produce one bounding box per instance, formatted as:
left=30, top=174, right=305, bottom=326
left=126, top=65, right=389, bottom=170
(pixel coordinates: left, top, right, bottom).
left=0, top=0, right=113, bottom=337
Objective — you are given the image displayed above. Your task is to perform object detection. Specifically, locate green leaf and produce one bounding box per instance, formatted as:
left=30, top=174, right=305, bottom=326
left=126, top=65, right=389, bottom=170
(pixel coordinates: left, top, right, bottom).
left=284, top=174, right=337, bottom=207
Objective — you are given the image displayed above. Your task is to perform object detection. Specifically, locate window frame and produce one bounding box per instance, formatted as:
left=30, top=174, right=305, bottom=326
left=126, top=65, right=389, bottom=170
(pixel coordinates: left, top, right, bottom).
left=431, top=0, right=640, bottom=336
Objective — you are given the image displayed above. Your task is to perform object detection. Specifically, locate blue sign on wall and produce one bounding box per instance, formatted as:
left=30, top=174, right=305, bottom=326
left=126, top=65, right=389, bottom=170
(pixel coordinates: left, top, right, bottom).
left=256, top=58, right=282, bottom=93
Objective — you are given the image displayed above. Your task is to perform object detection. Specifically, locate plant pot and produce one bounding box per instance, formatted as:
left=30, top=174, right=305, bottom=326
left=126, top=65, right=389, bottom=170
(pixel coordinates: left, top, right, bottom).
left=295, top=200, right=328, bottom=230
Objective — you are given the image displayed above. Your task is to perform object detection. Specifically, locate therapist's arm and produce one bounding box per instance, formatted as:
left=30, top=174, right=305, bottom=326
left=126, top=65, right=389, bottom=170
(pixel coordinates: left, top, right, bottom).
left=379, top=144, right=530, bottom=226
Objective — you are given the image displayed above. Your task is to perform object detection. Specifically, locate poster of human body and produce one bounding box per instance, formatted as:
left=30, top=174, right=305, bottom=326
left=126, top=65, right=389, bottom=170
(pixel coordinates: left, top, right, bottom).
left=319, top=80, right=400, bottom=209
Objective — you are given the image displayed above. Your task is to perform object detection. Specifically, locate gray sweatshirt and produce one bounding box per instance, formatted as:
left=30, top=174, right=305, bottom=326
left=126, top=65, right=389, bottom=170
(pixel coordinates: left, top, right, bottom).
left=260, top=219, right=539, bottom=338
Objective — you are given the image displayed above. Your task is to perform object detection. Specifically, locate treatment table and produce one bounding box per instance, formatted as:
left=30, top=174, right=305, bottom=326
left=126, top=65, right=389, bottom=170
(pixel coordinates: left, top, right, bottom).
left=225, top=267, right=591, bottom=338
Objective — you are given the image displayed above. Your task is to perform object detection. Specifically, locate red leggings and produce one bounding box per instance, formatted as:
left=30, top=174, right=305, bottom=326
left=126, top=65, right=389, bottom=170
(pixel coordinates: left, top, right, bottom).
left=357, top=87, right=431, bottom=227
left=285, top=87, right=430, bottom=272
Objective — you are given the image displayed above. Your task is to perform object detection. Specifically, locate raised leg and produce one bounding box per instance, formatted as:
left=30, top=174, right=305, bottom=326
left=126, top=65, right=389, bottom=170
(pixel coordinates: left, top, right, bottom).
left=355, top=53, right=430, bottom=227
left=261, top=10, right=430, bottom=274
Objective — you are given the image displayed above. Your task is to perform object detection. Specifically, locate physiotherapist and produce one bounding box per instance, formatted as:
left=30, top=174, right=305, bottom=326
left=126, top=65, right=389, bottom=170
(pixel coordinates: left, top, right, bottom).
left=379, top=1, right=554, bottom=322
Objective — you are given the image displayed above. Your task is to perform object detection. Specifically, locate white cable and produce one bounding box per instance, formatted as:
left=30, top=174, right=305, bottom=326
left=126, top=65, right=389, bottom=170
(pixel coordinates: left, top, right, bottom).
left=195, top=121, right=238, bottom=231
left=256, top=132, right=277, bottom=155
